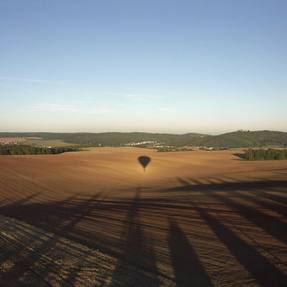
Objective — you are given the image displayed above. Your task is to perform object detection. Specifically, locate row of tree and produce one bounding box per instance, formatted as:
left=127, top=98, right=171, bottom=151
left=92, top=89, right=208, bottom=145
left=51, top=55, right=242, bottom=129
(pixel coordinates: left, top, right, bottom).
left=0, top=145, right=79, bottom=155
left=241, top=149, right=287, bottom=160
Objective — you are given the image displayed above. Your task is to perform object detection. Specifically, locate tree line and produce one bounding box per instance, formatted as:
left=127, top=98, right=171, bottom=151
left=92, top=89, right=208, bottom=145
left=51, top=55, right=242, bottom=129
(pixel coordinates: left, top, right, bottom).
left=0, top=145, right=79, bottom=155
left=239, top=149, right=287, bottom=161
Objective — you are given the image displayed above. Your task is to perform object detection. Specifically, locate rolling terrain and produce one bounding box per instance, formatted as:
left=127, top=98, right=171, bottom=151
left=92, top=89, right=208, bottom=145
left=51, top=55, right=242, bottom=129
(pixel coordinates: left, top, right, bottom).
left=1, top=130, right=287, bottom=147
left=0, top=148, right=287, bottom=286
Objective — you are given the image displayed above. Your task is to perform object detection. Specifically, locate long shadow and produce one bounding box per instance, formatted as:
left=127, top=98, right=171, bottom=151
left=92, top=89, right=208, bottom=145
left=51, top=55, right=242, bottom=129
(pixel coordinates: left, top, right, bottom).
left=235, top=191, right=287, bottom=217
left=0, top=218, right=34, bottom=266
left=195, top=206, right=287, bottom=287
left=205, top=176, right=287, bottom=208
left=202, top=176, right=287, bottom=212
left=0, top=194, right=78, bottom=230
left=205, top=176, right=287, bottom=207
left=172, top=178, right=287, bottom=245
left=208, top=191, right=287, bottom=245
left=40, top=193, right=104, bottom=285
left=167, top=179, right=287, bottom=193
left=0, top=195, right=147, bottom=258
left=0, top=193, right=51, bottom=268
left=0, top=190, right=168, bottom=285
left=60, top=193, right=105, bottom=286
left=0, top=193, right=102, bottom=285
left=168, top=218, right=213, bottom=287
left=258, top=190, right=287, bottom=206
left=111, top=188, right=160, bottom=287
left=5, top=192, right=41, bottom=207
left=0, top=195, right=78, bottom=284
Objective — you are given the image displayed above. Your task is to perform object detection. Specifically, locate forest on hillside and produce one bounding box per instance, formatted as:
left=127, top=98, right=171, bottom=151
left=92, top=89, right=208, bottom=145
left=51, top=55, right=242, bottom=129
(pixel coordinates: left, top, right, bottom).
left=1, top=130, right=287, bottom=148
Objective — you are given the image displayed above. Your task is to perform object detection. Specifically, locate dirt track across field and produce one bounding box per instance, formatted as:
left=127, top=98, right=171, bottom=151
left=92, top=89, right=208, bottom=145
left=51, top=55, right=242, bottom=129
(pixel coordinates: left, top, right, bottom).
left=0, top=148, right=287, bottom=286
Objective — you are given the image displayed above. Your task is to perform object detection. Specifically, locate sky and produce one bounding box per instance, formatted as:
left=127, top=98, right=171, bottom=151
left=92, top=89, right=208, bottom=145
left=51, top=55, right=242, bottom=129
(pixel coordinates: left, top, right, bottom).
left=0, top=0, right=286, bottom=134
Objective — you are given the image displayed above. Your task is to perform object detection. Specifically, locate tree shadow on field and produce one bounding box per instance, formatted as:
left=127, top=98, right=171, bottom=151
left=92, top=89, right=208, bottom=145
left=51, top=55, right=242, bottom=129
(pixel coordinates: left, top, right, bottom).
left=0, top=192, right=41, bottom=208
left=235, top=190, right=287, bottom=217
left=210, top=191, right=287, bottom=245
left=258, top=190, right=287, bottom=206
left=167, top=178, right=287, bottom=194
left=0, top=188, right=165, bottom=286
left=111, top=187, right=160, bottom=287
left=0, top=194, right=77, bottom=284
left=166, top=177, right=287, bottom=245
left=168, top=218, right=213, bottom=287
left=162, top=177, right=287, bottom=287
left=195, top=206, right=287, bottom=287
left=0, top=193, right=104, bottom=285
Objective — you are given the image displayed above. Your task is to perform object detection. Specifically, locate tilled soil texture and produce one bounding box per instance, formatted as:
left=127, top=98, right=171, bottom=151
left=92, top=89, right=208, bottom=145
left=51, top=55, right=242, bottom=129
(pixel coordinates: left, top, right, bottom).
left=0, top=148, right=287, bottom=286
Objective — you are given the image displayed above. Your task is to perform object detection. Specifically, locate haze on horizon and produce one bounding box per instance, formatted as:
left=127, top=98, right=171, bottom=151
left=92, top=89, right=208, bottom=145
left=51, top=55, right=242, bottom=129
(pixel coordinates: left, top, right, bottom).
left=1, top=0, right=286, bottom=134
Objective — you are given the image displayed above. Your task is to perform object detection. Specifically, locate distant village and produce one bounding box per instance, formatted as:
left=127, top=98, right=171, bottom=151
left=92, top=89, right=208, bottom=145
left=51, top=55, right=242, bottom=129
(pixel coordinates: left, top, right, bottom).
left=124, top=140, right=217, bottom=151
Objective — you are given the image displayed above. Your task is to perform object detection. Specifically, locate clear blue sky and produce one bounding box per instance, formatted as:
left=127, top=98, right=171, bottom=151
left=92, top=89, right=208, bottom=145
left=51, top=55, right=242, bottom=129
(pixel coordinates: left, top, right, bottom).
left=0, top=0, right=286, bottom=134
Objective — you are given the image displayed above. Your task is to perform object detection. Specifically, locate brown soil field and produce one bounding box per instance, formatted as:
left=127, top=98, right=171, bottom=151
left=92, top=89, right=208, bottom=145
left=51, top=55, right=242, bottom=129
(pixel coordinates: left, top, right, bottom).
left=0, top=148, right=287, bottom=286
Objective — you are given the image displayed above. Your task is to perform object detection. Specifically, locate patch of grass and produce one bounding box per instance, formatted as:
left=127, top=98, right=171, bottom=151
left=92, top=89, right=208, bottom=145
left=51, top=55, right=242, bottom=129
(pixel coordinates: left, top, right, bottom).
left=23, top=138, right=72, bottom=147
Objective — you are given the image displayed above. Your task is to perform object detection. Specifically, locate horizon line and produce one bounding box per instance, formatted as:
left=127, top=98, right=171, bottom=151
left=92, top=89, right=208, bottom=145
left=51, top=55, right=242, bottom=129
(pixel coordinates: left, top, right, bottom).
left=0, top=129, right=286, bottom=136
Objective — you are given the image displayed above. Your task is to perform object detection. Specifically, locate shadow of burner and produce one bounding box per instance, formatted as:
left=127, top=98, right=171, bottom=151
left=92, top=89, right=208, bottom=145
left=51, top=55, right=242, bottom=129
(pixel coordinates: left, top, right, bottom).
left=138, top=156, right=151, bottom=171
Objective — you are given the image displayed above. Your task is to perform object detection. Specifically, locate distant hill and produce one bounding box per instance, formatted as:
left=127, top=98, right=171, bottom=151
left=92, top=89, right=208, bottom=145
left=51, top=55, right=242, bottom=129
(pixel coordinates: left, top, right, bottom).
left=202, top=130, right=287, bottom=148
left=0, top=130, right=287, bottom=148
left=0, top=132, right=207, bottom=147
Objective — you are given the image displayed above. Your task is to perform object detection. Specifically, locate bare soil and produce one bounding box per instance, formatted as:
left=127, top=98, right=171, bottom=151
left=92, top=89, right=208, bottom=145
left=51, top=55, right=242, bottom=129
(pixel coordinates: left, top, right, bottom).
left=0, top=148, right=286, bottom=286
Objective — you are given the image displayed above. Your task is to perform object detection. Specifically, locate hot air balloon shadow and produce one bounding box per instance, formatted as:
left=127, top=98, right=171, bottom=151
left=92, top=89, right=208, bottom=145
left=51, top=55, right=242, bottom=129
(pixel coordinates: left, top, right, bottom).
left=138, top=156, right=151, bottom=172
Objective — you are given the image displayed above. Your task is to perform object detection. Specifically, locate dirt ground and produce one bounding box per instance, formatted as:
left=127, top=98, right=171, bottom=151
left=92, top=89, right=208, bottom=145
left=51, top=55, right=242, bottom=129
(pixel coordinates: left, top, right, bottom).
left=0, top=148, right=286, bottom=286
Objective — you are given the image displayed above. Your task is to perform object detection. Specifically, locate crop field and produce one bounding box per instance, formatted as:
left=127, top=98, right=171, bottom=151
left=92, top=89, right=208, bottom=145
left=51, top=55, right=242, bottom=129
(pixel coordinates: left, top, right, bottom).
left=23, top=138, right=72, bottom=147
left=0, top=148, right=286, bottom=286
